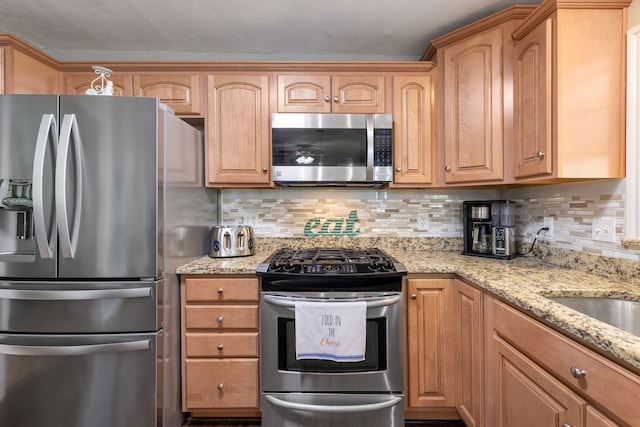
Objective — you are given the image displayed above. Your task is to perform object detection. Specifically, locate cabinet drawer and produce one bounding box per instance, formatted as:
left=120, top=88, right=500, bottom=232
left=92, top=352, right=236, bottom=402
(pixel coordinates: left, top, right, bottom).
left=493, top=300, right=640, bottom=426
left=184, top=277, right=259, bottom=302
left=185, top=359, right=259, bottom=409
left=186, top=332, right=259, bottom=357
left=185, top=305, right=258, bottom=330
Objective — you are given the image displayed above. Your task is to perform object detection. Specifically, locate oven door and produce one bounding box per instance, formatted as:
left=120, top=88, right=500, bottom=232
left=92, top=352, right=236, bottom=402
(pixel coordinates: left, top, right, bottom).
left=260, top=291, right=403, bottom=393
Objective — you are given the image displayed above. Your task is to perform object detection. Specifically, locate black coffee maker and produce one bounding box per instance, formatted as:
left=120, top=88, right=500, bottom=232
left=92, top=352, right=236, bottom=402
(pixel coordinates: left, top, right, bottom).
left=462, top=200, right=516, bottom=259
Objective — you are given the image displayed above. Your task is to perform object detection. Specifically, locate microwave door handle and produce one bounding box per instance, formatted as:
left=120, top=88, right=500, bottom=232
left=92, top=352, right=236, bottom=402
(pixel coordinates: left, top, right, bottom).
left=264, top=394, right=402, bottom=413
left=366, top=114, right=374, bottom=181
left=56, top=114, right=83, bottom=259
left=262, top=294, right=400, bottom=309
left=32, top=114, right=58, bottom=260
left=0, top=340, right=150, bottom=356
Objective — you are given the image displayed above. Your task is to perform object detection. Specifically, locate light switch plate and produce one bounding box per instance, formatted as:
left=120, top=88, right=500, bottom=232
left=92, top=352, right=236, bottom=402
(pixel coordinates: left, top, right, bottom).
left=592, top=218, right=616, bottom=242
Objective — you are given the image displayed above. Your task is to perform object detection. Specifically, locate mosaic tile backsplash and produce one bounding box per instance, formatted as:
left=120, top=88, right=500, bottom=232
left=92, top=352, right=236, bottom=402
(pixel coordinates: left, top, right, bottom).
left=189, top=178, right=639, bottom=263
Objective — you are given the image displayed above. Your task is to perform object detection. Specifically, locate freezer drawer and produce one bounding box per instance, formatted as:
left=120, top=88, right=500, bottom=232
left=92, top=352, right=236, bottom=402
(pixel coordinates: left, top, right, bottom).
left=260, top=393, right=404, bottom=427
left=0, top=332, right=159, bottom=427
left=0, top=280, right=161, bottom=333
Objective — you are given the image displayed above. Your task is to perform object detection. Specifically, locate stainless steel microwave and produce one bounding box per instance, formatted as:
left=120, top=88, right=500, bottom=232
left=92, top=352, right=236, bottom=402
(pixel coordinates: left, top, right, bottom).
left=271, top=113, right=393, bottom=186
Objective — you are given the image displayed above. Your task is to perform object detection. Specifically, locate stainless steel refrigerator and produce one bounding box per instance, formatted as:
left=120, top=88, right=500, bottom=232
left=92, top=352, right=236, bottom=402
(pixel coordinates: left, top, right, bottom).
left=0, top=94, right=203, bottom=427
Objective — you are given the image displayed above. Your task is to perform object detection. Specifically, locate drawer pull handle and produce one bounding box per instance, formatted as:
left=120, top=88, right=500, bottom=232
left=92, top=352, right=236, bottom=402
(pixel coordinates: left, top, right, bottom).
left=217, top=288, right=223, bottom=294
left=217, top=383, right=224, bottom=392
left=217, top=316, right=224, bottom=323
left=570, top=366, right=586, bottom=379
left=217, top=344, right=224, bottom=351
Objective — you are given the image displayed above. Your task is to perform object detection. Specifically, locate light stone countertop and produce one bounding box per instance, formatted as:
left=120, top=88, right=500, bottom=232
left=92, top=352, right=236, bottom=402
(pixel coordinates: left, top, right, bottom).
left=178, top=247, right=640, bottom=373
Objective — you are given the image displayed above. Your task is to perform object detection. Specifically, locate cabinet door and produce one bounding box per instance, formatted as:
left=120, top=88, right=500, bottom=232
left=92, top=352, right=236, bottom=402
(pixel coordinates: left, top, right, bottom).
left=331, top=74, right=386, bottom=113
left=513, top=18, right=552, bottom=179
left=63, top=73, right=133, bottom=96
left=391, top=74, right=435, bottom=186
left=442, top=27, right=504, bottom=184
left=586, top=406, right=622, bottom=427
left=133, top=73, right=202, bottom=115
left=277, top=74, right=331, bottom=113
left=494, top=336, right=585, bottom=427
left=206, top=74, right=271, bottom=186
left=453, top=280, right=484, bottom=427
left=406, top=277, right=455, bottom=408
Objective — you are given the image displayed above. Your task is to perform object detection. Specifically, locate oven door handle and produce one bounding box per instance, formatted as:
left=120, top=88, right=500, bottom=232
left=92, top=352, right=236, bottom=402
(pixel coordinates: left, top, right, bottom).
left=263, top=394, right=403, bottom=413
left=262, top=294, right=401, bottom=309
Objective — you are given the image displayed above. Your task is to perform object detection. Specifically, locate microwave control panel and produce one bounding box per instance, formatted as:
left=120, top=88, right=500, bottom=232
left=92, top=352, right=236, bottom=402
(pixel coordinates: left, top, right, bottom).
left=374, top=129, right=393, bottom=166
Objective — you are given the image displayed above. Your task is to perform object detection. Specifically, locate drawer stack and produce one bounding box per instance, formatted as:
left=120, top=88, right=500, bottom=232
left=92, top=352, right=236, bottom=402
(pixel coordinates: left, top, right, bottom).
left=181, top=276, right=259, bottom=417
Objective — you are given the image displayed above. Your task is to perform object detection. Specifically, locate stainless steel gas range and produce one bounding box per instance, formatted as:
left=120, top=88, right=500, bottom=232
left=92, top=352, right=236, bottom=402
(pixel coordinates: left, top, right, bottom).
left=256, top=248, right=407, bottom=427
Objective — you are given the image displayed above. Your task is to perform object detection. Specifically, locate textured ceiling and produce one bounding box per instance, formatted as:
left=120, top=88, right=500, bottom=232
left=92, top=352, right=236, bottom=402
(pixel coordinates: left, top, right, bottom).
left=0, top=0, right=542, bottom=61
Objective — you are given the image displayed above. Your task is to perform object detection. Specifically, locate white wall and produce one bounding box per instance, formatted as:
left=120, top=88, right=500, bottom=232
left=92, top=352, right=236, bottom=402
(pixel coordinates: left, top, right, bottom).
left=631, top=0, right=639, bottom=26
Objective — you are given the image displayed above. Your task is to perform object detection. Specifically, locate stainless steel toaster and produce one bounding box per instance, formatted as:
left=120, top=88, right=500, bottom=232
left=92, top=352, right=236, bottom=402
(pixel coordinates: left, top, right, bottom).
left=209, top=225, right=255, bottom=258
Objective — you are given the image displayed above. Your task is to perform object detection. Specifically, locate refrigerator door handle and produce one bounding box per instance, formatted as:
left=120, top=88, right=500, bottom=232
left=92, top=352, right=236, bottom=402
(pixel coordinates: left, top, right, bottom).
left=0, top=340, right=150, bottom=356
left=32, top=114, right=58, bottom=260
left=56, top=114, right=83, bottom=259
left=0, top=286, right=152, bottom=301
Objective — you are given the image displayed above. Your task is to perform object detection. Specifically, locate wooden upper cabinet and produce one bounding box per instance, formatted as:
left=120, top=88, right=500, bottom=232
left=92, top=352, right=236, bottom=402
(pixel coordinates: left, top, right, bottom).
left=63, top=73, right=133, bottom=96
left=512, top=0, right=630, bottom=182
left=206, top=74, right=271, bottom=187
left=440, top=27, right=505, bottom=184
left=0, top=36, right=59, bottom=94
left=277, top=73, right=386, bottom=113
left=133, top=73, right=202, bottom=116
left=428, top=6, right=535, bottom=186
left=390, top=73, right=435, bottom=186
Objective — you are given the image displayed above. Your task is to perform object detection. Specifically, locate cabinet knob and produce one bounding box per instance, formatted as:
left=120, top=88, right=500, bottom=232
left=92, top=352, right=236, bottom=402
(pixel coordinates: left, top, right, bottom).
left=262, top=167, right=268, bottom=172
left=333, top=96, right=339, bottom=103
left=395, top=167, right=401, bottom=172
left=570, top=366, right=586, bottom=379
left=324, top=95, right=330, bottom=102
left=217, top=344, right=224, bottom=351
left=536, top=151, right=545, bottom=159
left=562, top=424, right=571, bottom=427
left=217, top=288, right=223, bottom=294
left=411, top=294, right=417, bottom=300
left=444, top=165, right=451, bottom=172
left=217, top=383, right=224, bottom=392
left=217, top=316, right=224, bottom=323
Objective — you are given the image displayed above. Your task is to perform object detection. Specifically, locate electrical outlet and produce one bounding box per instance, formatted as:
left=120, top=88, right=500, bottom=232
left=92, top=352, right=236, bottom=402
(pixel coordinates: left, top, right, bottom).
left=417, top=213, right=430, bottom=231
left=543, top=217, right=554, bottom=236
left=592, top=218, right=616, bottom=242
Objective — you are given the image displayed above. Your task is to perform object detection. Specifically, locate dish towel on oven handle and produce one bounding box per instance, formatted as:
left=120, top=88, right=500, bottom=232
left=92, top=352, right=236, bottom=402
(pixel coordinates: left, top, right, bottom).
left=295, top=300, right=367, bottom=362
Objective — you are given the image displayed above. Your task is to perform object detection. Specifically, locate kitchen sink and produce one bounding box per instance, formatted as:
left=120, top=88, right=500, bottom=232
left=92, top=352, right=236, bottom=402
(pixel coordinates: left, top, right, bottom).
left=548, top=297, right=640, bottom=336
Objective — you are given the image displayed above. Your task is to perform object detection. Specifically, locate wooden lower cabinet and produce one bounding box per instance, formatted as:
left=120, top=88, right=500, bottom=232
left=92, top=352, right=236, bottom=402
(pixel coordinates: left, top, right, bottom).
left=490, top=298, right=638, bottom=426
left=493, top=335, right=586, bottom=427
left=405, top=276, right=457, bottom=419
left=181, top=276, right=260, bottom=417
left=453, top=279, right=485, bottom=427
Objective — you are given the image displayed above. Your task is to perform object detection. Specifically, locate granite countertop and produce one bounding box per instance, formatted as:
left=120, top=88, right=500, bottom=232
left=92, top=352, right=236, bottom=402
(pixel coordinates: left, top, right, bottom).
left=178, top=247, right=640, bottom=373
